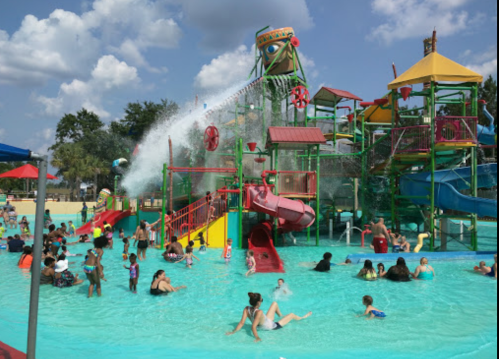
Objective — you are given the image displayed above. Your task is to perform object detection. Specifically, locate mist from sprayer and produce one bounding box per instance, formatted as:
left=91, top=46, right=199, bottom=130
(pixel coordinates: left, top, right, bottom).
left=122, top=80, right=254, bottom=197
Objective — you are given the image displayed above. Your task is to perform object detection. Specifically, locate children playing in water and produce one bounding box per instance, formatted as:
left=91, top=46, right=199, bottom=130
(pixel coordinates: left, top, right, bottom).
left=123, top=237, right=130, bottom=261
left=124, top=254, right=139, bottom=293
left=474, top=255, right=498, bottom=279
left=68, top=221, right=76, bottom=238
left=175, top=246, right=200, bottom=269
left=222, top=238, right=233, bottom=264
left=246, top=250, right=256, bottom=277
left=358, top=296, right=386, bottom=320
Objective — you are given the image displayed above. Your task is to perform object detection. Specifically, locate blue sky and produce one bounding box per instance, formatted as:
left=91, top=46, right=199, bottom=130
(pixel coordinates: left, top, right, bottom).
left=0, top=0, right=497, bottom=156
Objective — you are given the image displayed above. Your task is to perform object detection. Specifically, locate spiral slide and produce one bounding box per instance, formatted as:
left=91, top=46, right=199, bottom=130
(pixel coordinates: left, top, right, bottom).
left=76, top=210, right=132, bottom=235
left=400, top=164, right=497, bottom=219
left=247, top=186, right=316, bottom=273
left=478, top=104, right=496, bottom=146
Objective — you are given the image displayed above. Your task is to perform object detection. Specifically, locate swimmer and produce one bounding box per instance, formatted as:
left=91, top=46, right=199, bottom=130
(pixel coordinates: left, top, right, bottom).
left=274, top=279, right=292, bottom=296
left=123, top=237, right=130, bottom=261
left=336, top=259, right=353, bottom=266
left=123, top=253, right=139, bottom=293
left=377, top=263, right=387, bottom=278
left=246, top=250, right=256, bottom=277
left=412, top=257, right=435, bottom=280
left=358, top=295, right=386, bottom=320
left=475, top=256, right=498, bottom=279
left=175, top=246, right=200, bottom=269
left=314, top=252, right=333, bottom=272
left=226, top=293, right=312, bottom=343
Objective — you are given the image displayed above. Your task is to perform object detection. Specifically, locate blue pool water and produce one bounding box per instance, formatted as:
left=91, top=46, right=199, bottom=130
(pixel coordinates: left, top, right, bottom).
left=0, top=236, right=497, bottom=359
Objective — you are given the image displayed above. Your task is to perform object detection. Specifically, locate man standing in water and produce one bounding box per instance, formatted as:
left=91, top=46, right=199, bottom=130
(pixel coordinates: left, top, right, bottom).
left=370, top=218, right=391, bottom=254
left=163, top=236, right=184, bottom=262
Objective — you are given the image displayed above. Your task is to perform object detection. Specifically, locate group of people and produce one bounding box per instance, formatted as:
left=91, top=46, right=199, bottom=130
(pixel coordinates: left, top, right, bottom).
left=369, top=218, right=412, bottom=254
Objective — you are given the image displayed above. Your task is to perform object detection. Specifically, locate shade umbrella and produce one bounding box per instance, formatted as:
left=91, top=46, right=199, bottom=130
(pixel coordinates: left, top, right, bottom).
left=0, top=164, right=58, bottom=196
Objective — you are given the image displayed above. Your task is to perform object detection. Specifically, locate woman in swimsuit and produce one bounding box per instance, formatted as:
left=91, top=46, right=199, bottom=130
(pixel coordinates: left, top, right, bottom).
left=357, top=260, right=378, bottom=281
left=40, top=257, right=56, bottom=285
left=83, top=236, right=108, bottom=298
left=135, top=221, right=149, bottom=261
left=226, top=293, right=312, bottom=343
left=150, top=270, right=186, bottom=296
left=412, top=257, right=436, bottom=280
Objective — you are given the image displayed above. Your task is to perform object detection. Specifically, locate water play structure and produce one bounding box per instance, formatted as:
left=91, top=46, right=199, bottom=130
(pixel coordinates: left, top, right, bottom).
left=75, top=27, right=496, bottom=273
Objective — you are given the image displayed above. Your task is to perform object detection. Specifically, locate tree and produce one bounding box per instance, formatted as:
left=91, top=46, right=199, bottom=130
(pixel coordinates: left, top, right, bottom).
left=50, top=109, right=104, bottom=151
left=437, top=76, right=497, bottom=126
left=110, top=99, right=179, bottom=141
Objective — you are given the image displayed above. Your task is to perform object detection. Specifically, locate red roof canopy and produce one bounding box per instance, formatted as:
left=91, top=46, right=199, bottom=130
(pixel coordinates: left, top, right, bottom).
left=0, top=164, right=58, bottom=180
left=267, top=127, right=327, bottom=150
left=312, top=87, right=363, bottom=108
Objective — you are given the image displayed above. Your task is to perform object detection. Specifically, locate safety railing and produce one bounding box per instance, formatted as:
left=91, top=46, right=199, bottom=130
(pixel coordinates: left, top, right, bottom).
left=278, top=171, right=317, bottom=196
left=169, top=187, right=228, bottom=243
left=392, top=125, right=431, bottom=153
left=140, top=192, right=163, bottom=209
left=435, top=116, right=478, bottom=145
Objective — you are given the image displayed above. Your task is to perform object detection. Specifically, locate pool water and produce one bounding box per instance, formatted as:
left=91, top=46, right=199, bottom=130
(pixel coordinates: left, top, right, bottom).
left=0, top=239, right=497, bottom=359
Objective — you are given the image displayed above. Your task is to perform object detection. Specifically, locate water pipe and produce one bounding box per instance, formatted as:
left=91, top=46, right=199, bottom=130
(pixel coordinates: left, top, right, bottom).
left=414, top=232, right=430, bottom=253
left=337, top=106, right=352, bottom=112
left=261, top=170, right=277, bottom=193
left=361, top=225, right=372, bottom=248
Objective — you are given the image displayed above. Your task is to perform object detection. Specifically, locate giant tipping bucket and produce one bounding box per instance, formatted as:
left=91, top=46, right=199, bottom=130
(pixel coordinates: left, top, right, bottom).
left=257, top=27, right=299, bottom=76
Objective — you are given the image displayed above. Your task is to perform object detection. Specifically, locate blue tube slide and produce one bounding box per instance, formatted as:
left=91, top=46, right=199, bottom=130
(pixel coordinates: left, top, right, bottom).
left=478, top=105, right=496, bottom=146
left=400, top=164, right=497, bottom=218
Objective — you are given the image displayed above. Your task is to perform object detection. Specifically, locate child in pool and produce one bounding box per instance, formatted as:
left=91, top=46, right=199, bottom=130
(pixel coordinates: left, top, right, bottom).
left=275, top=279, right=290, bottom=295
left=336, top=259, right=353, bottom=266
left=197, top=233, right=207, bottom=252
left=119, top=228, right=125, bottom=240
left=123, top=253, right=139, bottom=293
left=175, top=246, right=200, bottom=269
left=359, top=296, right=386, bottom=320
left=62, top=245, right=82, bottom=257
left=221, top=238, right=233, bottom=264
left=123, top=237, right=130, bottom=261
left=377, top=263, right=387, bottom=278
left=314, top=253, right=333, bottom=272
left=246, top=250, right=256, bottom=277
left=68, top=221, right=76, bottom=238
left=105, top=227, right=113, bottom=249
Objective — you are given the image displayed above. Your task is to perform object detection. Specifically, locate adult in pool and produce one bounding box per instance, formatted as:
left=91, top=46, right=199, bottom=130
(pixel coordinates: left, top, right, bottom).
left=83, top=236, right=108, bottom=298
left=475, top=255, right=498, bottom=279
left=163, top=236, right=184, bottom=262
left=135, top=220, right=149, bottom=261
left=357, top=260, right=378, bottom=281
left=412, top=257, right=436, bottom=280
left=386, top=257, right=412, bottom=282
left=226, top=293, right=312, bottom=343
left=150, top=270, right=186, bottom=295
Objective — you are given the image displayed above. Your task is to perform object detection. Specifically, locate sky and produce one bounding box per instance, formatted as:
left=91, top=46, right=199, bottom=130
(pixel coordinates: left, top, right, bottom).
left=0, top=0, right=497, bottom=158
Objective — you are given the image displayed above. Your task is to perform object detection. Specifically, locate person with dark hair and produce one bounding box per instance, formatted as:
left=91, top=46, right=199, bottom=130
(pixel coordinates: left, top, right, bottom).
left=198, top=233, right=207, bottom=252
left=163, top=236, right=184, bottom=262
left=7, top=235, right=25, bottom=253
left=357, top=260, right=378, bottom=281
left=150, top=270, right=186, bottom=296
left=54, top=254, right=84, bottom=288
left=358, top=296, right=386, bottom=320
left=175, top=246, right=200, bottom=269
left=377, top=263, right=387, bottom=278
left=226, top=293, right=312, bottom=342
left=83, top=236, right=109, bottom=298
left=18, top=246, right=33, bottom=269
left=124, top=254, right=139, bottom=293
left=386, top=257, right=412, bottom=282
left=314, top=253, right=333, bottom=272
left=135, top=220, right=149, bottom=261
left=41, top=257, right=56, bottom=285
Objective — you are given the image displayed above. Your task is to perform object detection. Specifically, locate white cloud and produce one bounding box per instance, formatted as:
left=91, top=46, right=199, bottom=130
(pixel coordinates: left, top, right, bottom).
left=464, top=45, right=498, bottom=78
left=368, top=0, right=482, bottom=44
left=194, top=45, right=254, bottom=90
left=36, top=55, right=139, bottom=118
left=194, top=45, right=318, bottom=91
left=176, top=0, right=313, bottom=51
left=0, top=0, right=181, bottom=87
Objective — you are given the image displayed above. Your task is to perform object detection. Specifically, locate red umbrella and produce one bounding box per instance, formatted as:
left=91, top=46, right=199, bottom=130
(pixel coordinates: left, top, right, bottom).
left=0, top=164, right=58, bottom=180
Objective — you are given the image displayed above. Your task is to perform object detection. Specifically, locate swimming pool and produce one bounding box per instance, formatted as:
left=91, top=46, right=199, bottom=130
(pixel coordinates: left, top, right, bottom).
left=0, top=240, right=496, bottom=359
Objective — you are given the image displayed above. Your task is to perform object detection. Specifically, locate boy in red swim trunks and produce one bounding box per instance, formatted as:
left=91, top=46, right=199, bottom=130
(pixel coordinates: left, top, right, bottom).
left=369, top=218, right=391, bottom=254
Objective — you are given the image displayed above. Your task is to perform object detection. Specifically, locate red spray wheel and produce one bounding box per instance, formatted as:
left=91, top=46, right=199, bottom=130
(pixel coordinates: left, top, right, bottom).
left=291, top=86, right=310, bottom=109
left=204, top=125, right=220, bottom=151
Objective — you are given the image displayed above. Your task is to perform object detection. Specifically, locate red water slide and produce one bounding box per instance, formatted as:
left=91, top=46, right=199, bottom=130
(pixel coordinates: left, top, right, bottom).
left=246, top=179, right=316, bottom=273
left=76, top=210, right=132, bottom=235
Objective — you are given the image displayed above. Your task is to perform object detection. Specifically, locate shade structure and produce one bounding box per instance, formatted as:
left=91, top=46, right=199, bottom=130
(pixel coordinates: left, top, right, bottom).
left=388, top=52, right=484, bottom=90
left=358, top=92, right=396, bottom=124
left=0, top=164, right=58, bottom=180
left=0, top=143, right=31, bottom=162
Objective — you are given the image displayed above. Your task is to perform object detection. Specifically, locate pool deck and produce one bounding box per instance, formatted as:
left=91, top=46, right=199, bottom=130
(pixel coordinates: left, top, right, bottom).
left=347, top=251, right=498, bottom=264
left=0, top=341, right=26, bottom=359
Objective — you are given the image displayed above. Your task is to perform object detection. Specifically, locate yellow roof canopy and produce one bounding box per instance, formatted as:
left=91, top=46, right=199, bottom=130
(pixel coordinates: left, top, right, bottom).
left=388, top=52, right=483, bottom=90
left=358, top=92, right=395, bottom=124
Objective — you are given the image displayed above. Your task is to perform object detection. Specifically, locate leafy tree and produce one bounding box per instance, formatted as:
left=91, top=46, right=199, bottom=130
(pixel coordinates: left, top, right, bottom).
left=50, top=109, right=104, bottom=150
left=111, top=99, right=179, bottom=141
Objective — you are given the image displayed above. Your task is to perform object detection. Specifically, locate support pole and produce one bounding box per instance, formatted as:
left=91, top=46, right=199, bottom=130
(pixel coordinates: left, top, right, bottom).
left=316, top=144, right=321, bottom=246
left=27, top=156, right=48, bottom=359
left=274, top=144, right=280, bottom=244
left=430, top=81, right=436, bottom=251
left=238, top=138, right=244, bottom=248
left=161, top=163, right=167, bottom=249
left=471, top=84, right=479, bottom=251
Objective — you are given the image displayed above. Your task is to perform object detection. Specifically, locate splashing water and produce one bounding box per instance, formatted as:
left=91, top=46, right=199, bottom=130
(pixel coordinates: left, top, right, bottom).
left=123, top=79, right=261, bottom=197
